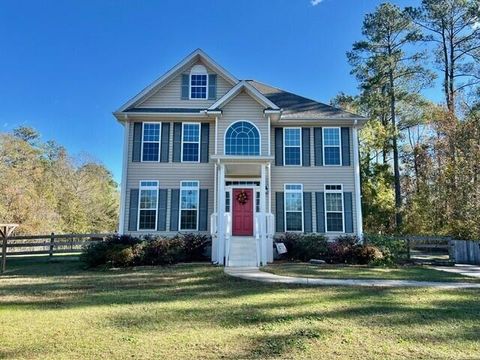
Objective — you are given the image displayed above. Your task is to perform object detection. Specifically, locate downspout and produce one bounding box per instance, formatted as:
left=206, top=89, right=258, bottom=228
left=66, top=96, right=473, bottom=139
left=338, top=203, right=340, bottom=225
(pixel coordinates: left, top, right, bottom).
left=352, top=120, right=363, bottom=241
left=118, top=116, right=130, bottom=234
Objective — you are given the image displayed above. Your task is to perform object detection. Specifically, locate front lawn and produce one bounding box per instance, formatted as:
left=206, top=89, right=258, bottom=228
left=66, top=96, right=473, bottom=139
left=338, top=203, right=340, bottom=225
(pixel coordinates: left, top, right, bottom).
left=1, top=257, right=479, bottom=359
left=262, top=263, right=480, bottom=283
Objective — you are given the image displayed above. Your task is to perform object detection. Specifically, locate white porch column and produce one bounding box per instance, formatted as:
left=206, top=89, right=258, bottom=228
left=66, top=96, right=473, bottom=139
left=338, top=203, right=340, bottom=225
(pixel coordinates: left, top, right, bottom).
left=260, top=163, right=267, bottom=265
left=352, top=125, right=364, bottom=240
left=217, top=163, right=226, bottom=264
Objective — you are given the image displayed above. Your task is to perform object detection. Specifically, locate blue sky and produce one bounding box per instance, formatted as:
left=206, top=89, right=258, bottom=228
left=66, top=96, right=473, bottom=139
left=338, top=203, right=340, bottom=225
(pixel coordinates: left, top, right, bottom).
left=1, top=0, right=436, bottom=183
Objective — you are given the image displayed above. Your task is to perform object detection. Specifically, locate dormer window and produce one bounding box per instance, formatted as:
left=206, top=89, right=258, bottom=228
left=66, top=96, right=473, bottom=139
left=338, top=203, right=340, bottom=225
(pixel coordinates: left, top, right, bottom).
left=190, top=65, right=208, bottom=99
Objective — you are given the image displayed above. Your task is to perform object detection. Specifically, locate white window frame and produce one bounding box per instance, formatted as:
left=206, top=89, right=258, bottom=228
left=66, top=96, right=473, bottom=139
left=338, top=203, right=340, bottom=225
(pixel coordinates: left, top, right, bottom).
left=284, top=183, right=304, bottom=232
left=322, top=127, right=342, bottom=166
left=224, top=120, right=261, bottom=156
left=189, top=65, right=208, bottom=100
left=283, top=127, right=302, bottom=166
left=141, top=122, right=161, bottom=162
left=181, top=122, right=201, bottom=163
left=179, top=180, right=200, bottom=231
left=324, top=184, right=345, bottom=233
left=137, top=180, right=159, bottom=231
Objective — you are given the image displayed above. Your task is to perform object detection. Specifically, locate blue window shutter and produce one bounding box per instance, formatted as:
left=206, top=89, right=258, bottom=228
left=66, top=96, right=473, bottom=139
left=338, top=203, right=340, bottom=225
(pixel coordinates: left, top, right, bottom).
left=208, top=74, right=217, bottom=100
left=314, top=127, right=323, bottom=166
left=303, top=192, right=312, bottom=232
left=181, top=74, right=189, bottom=100
left=170, top=189, right=180, bottom=231
left=275, top=192, right=284, bottom=232
left=160, top=123, right=170, bottom=163
left=132, top=122, right=142, bottom=162
left=341, top=127, right=350, bottom=166
left=157, top=189, right=168, bottom=231
left=172, top=123, right=182, bottom=162
left=302, top=128, right=311, bottom=167
left=315, top=192, right=325, bottom=233
left=128, top=189, right=139, bottom=231
left=344, top=192, right=354, bottom=233
left=275, top=128, right=283, bottom=166
left=199, top=189, right=208, bottom=231
left=200, top=123, right=209, bottom=163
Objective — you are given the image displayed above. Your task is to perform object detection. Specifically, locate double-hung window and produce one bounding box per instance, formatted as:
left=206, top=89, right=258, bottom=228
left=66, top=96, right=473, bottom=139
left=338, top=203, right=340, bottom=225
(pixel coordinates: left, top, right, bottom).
left=325, top=184, right=344, bottom=232
left=142, top=123, right=161, bottom=162
left=284, top=128, right=302, bottom=166
left=138, top=181, right=159, bottom=231
left=323, top=127, right=341, bottom=165
left=190, top=65, right=208, bottom=99
left=180, top=181, right=199, bottom=230
left=182, top=123, right=200, bottom=162
left=284, top=184, right=303, bottom=232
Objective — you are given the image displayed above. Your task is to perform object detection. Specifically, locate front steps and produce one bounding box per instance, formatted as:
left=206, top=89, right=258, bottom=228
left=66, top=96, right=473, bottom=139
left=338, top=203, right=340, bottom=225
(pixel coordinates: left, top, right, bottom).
left=227, top=236, right=258, bottom=267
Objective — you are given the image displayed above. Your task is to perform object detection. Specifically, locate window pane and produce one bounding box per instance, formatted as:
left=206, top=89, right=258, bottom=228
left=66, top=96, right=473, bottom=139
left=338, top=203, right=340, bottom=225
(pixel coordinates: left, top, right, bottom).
left=181, top=189, right=198, bottom=210
left=140, top=189, right=158, bottom=209
left=324, top=128, right=340, bottom=146
left=255, top=192, right=260, bottom=212
left=326, top=193, right=342, bottom=212
left=182, top=143, right=199, bottom=162
left=286, top=212, right=302, bottom=231
left=139, top=210, right=156, bottom=230
left=327, top=213, right=343, bottom=232
left=142, top=143, right=159, bottom=161
left=285, top=147, right=301, bottom=165
left=225, top=121, right=260, bottom=155
left=181, top=210, right=197, bottom=230
left=284, top=128, right=300, bottom=146
left=285, top=192, right=302, bottom=211
left=225, top=191, right=230, bottom=212
left=324, top=147, right=340, bottom=165
left=143, top=123, right=160, bottom=142
left=285, top=184, right=302, bottom=191
left=183, top=124, right=200, bottom=142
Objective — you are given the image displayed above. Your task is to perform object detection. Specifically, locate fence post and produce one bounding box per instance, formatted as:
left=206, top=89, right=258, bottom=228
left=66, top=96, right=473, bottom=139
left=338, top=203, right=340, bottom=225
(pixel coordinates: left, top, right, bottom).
left=407, top=237, right=411, bottom=260
left=49, top=232, right=55, bottom=258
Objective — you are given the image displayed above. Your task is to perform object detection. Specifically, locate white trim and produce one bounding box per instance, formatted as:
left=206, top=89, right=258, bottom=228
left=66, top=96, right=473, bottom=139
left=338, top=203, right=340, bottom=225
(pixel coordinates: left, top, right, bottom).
left=116, top=49, right=238, bottom=112
left=179, top=180, right=200, bottom=231
left=283, top=127, right=302, bottom=166
left=181, top=122, right=201, bottom=163
left=284, top=183, right=304, bottom=232
left=137, top=180, right=159, bottom=232
left=352, top=124, right=363, bottom=240
left=322, top=127, right=342, bottom=166
left=189, top=65, right=208, bottom=100
left=118, top=122, right=130, bottom=234
left=140, top=122, right=161, bottom=163
left=214, top=116, right=218, bottom=155
left=324, top=184, right=345, bottom=233
left=208, top=80, right=280, bottom=110
left=224, top=120, right=261, bottom=156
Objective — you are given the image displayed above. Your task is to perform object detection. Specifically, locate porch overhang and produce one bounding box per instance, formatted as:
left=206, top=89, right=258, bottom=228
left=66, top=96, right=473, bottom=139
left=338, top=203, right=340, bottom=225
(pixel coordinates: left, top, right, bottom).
left=211, top=155, right=273, bottom=177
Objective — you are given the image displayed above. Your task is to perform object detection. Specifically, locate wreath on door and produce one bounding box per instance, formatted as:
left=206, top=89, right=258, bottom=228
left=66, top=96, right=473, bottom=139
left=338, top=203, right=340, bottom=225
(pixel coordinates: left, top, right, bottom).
left=236, top=190, right=249, bottom=205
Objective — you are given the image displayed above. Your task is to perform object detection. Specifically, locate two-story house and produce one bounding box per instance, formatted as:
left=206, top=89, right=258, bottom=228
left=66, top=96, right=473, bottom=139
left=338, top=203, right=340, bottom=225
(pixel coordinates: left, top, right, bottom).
left=114, top=49, right=366, bottom=267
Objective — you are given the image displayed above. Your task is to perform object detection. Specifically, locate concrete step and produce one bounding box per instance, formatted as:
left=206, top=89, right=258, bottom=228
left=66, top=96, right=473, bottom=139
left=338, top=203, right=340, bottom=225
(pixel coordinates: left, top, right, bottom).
left=228, top=237, right=257, bottom=267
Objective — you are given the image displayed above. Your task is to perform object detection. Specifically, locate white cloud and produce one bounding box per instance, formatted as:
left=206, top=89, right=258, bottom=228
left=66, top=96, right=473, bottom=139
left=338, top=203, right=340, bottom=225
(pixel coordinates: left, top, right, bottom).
left=311, top=0, right=324, bottom=5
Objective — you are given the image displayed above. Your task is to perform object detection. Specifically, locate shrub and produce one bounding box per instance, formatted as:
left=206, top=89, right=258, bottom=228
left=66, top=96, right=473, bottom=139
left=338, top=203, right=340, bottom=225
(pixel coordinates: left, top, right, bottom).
left=276, top=233, right=328, bottom=261
left=142, top=236, right=186, bottom=265
left=364, top=234, right=407, bottom=262
left=182, top=233, right=209, bottom=262
left=80, top=241, right=109, bottom=267
left=352, top=244, right=384, bottom=265
left=323, top=236, right=384, bottom=265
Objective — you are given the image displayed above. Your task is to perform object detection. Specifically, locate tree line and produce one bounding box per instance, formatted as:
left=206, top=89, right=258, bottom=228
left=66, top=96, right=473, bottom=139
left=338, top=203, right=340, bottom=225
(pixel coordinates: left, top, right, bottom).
left=334, top=0, right=480, bottom=239
left=0, top=126, right=119, bottom=234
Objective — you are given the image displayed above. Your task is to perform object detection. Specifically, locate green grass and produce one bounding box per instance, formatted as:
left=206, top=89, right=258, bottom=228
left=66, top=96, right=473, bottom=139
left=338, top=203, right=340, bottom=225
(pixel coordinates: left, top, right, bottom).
left=0, top=257, right=479, bottom=359
left=262, top=263, right=480, bottom=283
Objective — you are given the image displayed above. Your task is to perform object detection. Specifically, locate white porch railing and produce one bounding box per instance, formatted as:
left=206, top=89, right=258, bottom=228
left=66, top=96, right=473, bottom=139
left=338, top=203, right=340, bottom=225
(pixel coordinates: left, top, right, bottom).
left=224, top=213, right=232, bottom=265
left=255, top=213, right=261, bottom=266
left=210, top=213, right=217, bottom=236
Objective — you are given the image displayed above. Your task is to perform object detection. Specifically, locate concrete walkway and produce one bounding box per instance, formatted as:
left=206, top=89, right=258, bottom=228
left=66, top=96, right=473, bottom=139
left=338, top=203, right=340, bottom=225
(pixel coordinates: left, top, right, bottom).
left=431, top=264, right=480, bottom=278
left=225, top=267, right=480, bottom=289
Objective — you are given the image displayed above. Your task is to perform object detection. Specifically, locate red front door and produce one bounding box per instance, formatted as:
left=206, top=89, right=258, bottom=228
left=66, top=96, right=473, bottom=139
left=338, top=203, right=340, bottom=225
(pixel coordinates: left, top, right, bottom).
left=232, top=188, right=254, bottom=236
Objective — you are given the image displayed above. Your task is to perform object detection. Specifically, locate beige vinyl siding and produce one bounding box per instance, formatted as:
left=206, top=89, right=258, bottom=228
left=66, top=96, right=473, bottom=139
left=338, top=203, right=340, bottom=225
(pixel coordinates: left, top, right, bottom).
left=137, top=60, right=233, bottom=109
left=217, top=91, right=269, bottom=156
left=124, top=119, right=215, bottom=235
left=269, top=126, right=358, bottom=235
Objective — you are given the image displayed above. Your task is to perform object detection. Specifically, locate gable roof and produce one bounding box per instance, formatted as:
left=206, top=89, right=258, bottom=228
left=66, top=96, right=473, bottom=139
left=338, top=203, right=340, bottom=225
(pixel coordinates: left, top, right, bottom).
left=208, top=80, right=280, bottom=111
left=247, top=80, right=365, bottom=120
left=116, top=49, right=238, bottom=112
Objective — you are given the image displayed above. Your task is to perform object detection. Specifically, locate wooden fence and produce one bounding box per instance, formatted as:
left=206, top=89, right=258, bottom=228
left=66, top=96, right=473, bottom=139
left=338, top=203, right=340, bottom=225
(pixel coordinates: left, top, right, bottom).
left=4, top=233, right=114, bottom=256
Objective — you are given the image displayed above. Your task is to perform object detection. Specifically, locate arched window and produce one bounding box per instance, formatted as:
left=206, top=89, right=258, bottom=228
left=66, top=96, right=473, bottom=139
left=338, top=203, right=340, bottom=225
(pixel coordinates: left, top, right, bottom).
left=225, top=121, right=260, bottom=155
left=190, top=65, right=208, bottom=99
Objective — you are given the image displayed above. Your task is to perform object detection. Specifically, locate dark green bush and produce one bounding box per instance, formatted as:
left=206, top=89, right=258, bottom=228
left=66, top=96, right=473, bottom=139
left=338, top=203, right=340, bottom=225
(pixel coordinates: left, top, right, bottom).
left=352, top=244, right=384, bottom=265
left=182, top=233, right=209, bottom=262
left=276, top=233, right=328, bottom=261
left=325, top=236, right=384, bottom=265
left=80, top=241, right=109, bottom=267
left=364, top=234, right=407, bottom=262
